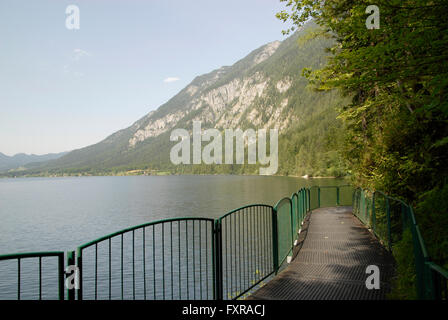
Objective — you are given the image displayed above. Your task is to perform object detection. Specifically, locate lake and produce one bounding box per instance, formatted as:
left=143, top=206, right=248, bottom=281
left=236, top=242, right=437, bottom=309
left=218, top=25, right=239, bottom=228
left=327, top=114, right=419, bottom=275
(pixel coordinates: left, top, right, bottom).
left=0, top=175, right=347, bottom=254
left=0, top=175, right=348, bottom=299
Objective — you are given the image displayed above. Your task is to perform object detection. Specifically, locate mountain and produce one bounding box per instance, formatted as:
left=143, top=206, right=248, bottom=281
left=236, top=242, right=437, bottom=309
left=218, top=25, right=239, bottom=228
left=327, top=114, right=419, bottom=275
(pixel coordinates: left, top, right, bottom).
left=0, top=151, right=68, bottom=172
left=4, top=22, right=349, bottom=177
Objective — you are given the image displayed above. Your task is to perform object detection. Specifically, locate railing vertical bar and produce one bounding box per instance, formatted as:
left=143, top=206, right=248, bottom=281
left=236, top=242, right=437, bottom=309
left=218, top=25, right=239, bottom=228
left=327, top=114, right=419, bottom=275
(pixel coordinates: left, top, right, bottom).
left=109, top=238, right=111, bottom=300
left=217, top=219, right=223, bottom=300
left=233, top=213, right=236, bottom=298
left=162, top=223, right=165, bottom=300
left=186, top=220, right=189, bottom=300
left=143, top=227, right=146, bottom=300
left=224, top=217, right=228, bottom=299
left=272, top=207, right=279, bottom=274
left=211, top=220, right=216, bottom=300
left=58, top=254, right=64, bottom=300
left=248, top=208, right=251, bottom=287
left=239, top=210, right=242, bottom=295
left=121, top=233, right=124, bottom=300
left=249, top=207, right=253, bottom=286
left=67, top=251, right=75, bottom=300
left=290, top=199, right=294, bottom=248
left=372, top=193, right=376, bottom=233
left=262, top=207, right=266, bottom=276
left=242, top=208, right=245, bottom=293
left=337, top=186, right=340, bottom=206
left=243, top=207, right=246, bottom=292
left=243, top=209, right=247, bottom=290
left=260, top=206, right=263, bottom=278
left=253, top=207, right=257, bottom=281
left=178, top=221, right=181, bottom=299
left=259, top=206, right=262, bottom=277
left=199, top=220, right=202, bottom=300
left=77, top=249, right=83, bottom=300
left=17, top=258, right=20, bottom=300
left=206, top=221, right=209, bottom=300
left=318, top=187, right=321, bottom=208
left=39, top=256, right=42, bottom=300
left=193, top=220, right=196, bottom=300
left=95, top=243, right=98, bottom=300
left=386, top=197, right=391, bottom=250
left=264, top=207, right=268, bottom=275
left=132, top=229, right=135, bottom=300
left=170, top=221, right=173, bottom=300
left=152, top=224, right=156, bottom=300
left=257, top=206, right=261, bottom=280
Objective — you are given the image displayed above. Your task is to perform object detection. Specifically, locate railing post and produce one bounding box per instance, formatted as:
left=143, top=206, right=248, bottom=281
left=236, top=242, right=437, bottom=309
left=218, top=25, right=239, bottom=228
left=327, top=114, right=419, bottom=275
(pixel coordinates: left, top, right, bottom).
left=318, top=187, right=321, bottom=208
left=307, top=188, right=310, bottom=212
left=300, top=189, right=304, bottom=222
left=386, top=197, right=392, bottom=250
left=272, top=208, right=279, bottom=275
left=58, top=253, right=64, bottom=300
left=372, top=192, right=376, bottom=233
left=76, top=248, right=83, bottom=300
left=336, top=187, right=340, bottom=206
left=213, top=220, right=223, bottom=300
left=290, top=198, right=294, bottom=247
left=363, top=190, right=367, bottom=222
left=66, top=251, right=75, bottom=300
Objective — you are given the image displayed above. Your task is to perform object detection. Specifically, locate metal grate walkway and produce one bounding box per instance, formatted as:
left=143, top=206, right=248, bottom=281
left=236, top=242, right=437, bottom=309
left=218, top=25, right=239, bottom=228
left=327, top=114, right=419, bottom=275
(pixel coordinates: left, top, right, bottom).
left=249, top=206, right=395, bottom=300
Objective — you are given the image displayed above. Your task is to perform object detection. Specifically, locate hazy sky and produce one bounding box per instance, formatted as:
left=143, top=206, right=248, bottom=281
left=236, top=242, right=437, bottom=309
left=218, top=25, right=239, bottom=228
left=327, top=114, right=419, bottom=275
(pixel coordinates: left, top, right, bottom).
left=0, top=0, right=291, bottom=156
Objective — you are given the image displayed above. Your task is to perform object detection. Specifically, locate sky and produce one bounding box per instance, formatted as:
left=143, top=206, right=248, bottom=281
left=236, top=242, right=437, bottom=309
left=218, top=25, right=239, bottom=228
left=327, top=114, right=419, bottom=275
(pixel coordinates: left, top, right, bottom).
left=0, top=0, right=292, bottom=156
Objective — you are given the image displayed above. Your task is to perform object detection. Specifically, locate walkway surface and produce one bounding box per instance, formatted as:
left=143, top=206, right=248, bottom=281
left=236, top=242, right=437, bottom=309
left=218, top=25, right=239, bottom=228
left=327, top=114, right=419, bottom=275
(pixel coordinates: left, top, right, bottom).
left=249, top=206, right=395, bottom=300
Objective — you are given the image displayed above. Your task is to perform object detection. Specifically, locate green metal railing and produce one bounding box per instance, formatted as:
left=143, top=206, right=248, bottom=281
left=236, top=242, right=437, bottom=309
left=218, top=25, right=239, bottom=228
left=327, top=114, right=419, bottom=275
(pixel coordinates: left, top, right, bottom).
left=76, top=217, right=215, bottom=300
left=217, top=204, right=274, bottom=300
left=0, top=251, right=64, bottom=300
left=352, top=187, right=448, bottom=300
left=275, top=197, right=293, bottom=268
left=1, top=184, right=446, bottom=300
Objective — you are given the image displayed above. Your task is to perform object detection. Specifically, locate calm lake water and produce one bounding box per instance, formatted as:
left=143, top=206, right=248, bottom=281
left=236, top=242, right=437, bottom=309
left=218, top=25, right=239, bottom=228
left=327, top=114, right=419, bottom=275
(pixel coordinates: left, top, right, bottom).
left=0, top=175, right=347, bottom=299
left=0, top=175, right=347, bottom=254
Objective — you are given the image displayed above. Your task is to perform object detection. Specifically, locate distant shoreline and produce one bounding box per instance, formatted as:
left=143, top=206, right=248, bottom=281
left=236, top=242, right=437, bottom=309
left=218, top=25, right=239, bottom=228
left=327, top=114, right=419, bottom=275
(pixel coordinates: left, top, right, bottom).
left=0, top=171, right=349, bottom=179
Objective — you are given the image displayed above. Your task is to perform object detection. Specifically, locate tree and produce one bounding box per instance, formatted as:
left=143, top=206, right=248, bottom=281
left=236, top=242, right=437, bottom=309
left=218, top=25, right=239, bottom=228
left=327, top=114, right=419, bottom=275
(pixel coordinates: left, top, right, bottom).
left=277, top=0, right=448, bottom=298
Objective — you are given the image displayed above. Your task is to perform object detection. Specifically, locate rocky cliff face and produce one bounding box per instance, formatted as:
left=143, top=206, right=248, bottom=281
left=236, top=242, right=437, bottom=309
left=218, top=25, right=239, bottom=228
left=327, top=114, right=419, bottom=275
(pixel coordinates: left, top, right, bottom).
left=128, top=41, right=286, bottom=148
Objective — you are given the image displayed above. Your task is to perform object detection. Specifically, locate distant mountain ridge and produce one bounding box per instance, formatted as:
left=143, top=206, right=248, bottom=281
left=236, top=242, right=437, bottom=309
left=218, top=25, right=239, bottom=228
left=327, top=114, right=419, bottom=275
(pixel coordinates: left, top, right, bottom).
left=3, top=21, right=349, bottom=177
left=0, top=152, right=68, bottom=171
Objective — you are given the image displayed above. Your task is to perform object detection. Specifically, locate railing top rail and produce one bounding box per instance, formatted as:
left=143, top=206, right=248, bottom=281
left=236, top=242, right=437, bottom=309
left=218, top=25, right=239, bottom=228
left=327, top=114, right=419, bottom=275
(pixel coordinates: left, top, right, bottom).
left=414, top=225, right=430, bottom=260
left=427, top=261, right=448, bottom=279
left=274, top=197, right=292, bottom=210
left=357, top=187, right=420, bottom=226
left=308, top=184, right=352, bottom=190
left=407, top=206, right=418, bottom=227
left=218, top=204, right=273, bottom=221
left=77, top=216, right=215, bottom=251
left=373, top=190, right=409, bottom=207
left=0, top=251, right=64, bottom=261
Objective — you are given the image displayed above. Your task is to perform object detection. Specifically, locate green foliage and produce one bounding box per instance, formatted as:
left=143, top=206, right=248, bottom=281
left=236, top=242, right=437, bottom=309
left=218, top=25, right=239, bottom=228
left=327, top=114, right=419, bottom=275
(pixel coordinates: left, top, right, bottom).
left=277, top=99, right=349, bottom=177
left=388, top=229, right=418, bottom=300
left=277, top=0, right=448, bottom=299
left=415, top=183, right=448, bottom=269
